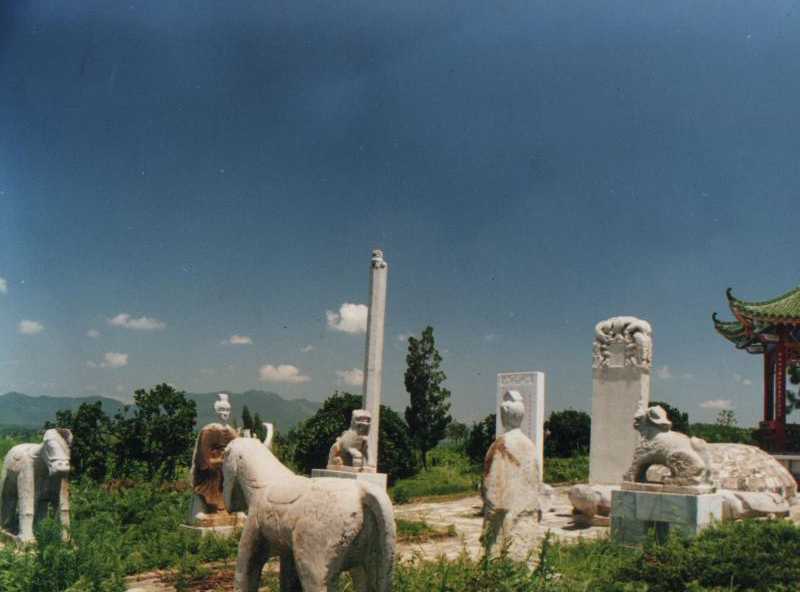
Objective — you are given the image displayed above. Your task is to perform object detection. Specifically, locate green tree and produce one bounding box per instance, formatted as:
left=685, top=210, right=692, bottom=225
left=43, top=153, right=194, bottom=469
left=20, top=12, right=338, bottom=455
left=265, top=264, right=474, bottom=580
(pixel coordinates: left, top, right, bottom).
left=649, top=400, right=690, bottom=434
left=787, top=363, right=800, bottom=414
left=252, top=411, right=266, bottom=441
left=445, top=420, right=469, bottom=451
left=404, top=326, right=452, bottom=469
left=465, top=413, right=496, bottom=467
left=113, top=383, right=196, bottom=481
left=45, top=401, right=113, bottom=481
left=241, top=405, right=254, bottom=433
left=544, top=409, right=591, bottom=458
left=291, top=391, right=418, bottom=483
left=716, top=409, right=737, bottom=427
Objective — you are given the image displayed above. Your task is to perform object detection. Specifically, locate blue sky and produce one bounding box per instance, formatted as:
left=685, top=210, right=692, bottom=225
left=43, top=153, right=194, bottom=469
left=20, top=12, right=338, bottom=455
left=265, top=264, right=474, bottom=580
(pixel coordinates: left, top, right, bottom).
left=2, top=1, right=799, bottom=426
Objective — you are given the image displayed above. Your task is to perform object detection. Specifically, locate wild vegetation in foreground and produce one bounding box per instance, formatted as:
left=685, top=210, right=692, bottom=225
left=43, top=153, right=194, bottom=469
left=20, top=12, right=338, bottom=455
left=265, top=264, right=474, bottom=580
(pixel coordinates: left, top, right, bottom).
left=1, top=477, right=799, bottom=592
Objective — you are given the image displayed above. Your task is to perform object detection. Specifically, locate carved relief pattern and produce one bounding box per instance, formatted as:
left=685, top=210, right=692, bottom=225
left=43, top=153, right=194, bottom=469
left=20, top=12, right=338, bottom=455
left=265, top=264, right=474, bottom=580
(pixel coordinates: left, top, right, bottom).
left=592, top=316, right=652, bottom=371
left=500, top=374, right=535, bottom=387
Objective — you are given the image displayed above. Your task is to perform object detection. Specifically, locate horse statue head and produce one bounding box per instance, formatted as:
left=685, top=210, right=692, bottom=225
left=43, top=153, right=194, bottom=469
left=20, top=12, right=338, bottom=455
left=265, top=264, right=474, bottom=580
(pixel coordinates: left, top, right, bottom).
left=41, top=428, right=72, bottom=477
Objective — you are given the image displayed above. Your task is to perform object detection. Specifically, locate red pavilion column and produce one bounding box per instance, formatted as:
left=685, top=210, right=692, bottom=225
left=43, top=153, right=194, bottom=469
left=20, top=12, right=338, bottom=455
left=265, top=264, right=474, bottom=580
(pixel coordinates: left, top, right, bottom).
left=775, top=332, right=787, bottom=452
left=764, top=349, right=774, bottom=422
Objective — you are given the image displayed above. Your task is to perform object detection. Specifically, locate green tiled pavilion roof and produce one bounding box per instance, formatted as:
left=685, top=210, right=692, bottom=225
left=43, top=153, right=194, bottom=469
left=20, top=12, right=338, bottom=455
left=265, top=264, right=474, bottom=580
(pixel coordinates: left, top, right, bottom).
left=711, top=313, right=750, bottom=347
left=727, top=284, right=800, bottom=322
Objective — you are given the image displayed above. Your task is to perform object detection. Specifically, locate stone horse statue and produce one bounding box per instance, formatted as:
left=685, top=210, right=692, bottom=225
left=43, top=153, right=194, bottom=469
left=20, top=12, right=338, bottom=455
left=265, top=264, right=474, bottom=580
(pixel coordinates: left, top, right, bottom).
left=222, top=437, right=396, bottom=592
left=0, top=428, right=72, bottom=542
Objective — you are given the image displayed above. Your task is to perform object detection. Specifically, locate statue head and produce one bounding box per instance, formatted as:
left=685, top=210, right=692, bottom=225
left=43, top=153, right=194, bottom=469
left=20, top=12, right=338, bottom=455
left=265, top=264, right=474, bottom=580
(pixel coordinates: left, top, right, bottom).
left=41, top=428, right=72, bottom=476
left=500, top=390, right=524, bottom=431
left=633, top=405, right=671, bottom=440
left=214, top=393, right=232, bottom=423
left=350, top=409, right=371, bottom=436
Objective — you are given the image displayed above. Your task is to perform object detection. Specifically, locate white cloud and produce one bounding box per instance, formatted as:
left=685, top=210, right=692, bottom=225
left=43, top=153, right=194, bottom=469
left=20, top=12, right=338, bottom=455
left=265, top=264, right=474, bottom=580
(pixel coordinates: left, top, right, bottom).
left=259, top=363, right=311, bottom=384
left=108, top=313, right=166, bottom=331
left=222, top=334, right=253, bottom=346
left=656, top=365, right=674, bottom=379
left=19, top=319, right=44, bottom=335
left=336, top=368, right=364, bottom=387
left=657, top=365, right=693, bottom=380
left=0, top=276, right=7, bottom=294
left=484, top=333, right=496, bottom=343
left=700, top=399, right=734, bottom=410
left=743, top=379, right=752, bottom=386
left=732, top=373, right=752, bottom=386
left=326, top=303, right=368, bottom=334
left=88, top=329, right=100, bottom=338
left=397, top=333, right=410, bottom=343
left=301, top=345, right=314, bottom=353
left=88, top=352, right=129, bottom=369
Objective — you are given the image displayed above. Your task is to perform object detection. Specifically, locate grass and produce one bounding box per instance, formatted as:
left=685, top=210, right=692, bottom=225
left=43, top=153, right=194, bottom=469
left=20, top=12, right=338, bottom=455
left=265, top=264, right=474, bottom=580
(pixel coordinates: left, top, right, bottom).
left=390, top=446, right=480, bottom=503
left=396, top=518, right=457, bottom=543
left=543, top=455, right=588, bottom=485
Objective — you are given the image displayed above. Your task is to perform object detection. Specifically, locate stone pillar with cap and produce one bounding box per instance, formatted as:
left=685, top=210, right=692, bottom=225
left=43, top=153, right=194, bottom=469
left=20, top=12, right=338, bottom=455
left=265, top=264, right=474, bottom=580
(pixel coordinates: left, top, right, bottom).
left=362, top=249, right=387, bottom=469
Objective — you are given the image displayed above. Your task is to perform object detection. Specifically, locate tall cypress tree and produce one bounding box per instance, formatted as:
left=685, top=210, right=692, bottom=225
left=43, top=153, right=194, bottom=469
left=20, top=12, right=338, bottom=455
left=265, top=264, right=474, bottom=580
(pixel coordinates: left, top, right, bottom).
left=241, top=405, right=254, bottom=432
left=404, top=326, right=452, bottom=469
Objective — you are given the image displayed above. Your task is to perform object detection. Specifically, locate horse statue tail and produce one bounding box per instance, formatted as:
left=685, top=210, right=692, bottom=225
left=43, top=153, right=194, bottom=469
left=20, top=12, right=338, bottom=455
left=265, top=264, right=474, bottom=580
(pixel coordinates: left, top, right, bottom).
left=359, top=483, right=396, bottom=592
left=262, top=423, right=274, bottom=450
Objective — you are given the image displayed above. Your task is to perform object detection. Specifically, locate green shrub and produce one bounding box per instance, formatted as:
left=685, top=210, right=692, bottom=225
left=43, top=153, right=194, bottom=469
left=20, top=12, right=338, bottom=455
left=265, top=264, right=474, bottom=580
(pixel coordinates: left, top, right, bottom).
left=544, top=455, right=588, bottom=484
left=689, top=423, right=757, bottom=445
left=465, top=414, right=495, bottom=467
left=544, top=409, right=591, bottom=457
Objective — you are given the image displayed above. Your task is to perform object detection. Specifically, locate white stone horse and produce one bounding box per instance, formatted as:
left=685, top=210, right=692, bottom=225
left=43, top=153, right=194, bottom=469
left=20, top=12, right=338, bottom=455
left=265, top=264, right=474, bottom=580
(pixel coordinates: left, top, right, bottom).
left=222, top=437, right=396, bottom=592
left=0, top=428, right=72, bottom=542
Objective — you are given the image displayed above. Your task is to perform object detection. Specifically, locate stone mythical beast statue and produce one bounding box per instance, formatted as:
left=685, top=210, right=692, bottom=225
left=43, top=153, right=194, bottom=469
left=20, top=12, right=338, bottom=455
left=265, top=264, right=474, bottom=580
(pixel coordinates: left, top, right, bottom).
left=328, top=410, right=373, bottom=472
left=0, top=428, right=72, bottom=542
left=223, top=437, right=395, bottom=592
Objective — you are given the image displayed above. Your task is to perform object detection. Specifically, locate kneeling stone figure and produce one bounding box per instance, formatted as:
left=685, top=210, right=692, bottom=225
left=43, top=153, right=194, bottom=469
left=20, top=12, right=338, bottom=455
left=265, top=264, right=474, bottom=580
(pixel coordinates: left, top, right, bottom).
left=481, top=390, right=540, bottom=560
left=327, top=409, right=374, bottom=473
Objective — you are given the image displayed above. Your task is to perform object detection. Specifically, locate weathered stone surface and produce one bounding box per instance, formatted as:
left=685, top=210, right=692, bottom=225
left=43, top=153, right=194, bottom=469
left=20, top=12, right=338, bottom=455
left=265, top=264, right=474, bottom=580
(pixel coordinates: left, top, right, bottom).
left=589, top=316, right=651, bottom=484
left=363, top=249, right=388, bottom=470
left=495, top=372, right=545, bottom=480
left=311, top=468, right=387, bottom=489
left=223, top=437, right=396, bottom=592
left=611, top=489, right=723, bottom=545
left=625, top=405, right=797, bottom=502
left=188, top=394, right=241, bottom=528
left=327, top=409, right=374, bottom=473
left=0, top=428, right=72, bottom=542
left=568, top=484, right=616, bottom=521
left=481, top=390, right=540, bottom=561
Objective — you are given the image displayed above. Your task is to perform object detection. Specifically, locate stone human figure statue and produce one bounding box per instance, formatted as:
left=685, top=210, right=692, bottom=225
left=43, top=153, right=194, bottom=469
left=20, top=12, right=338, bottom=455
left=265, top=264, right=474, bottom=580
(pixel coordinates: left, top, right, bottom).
left=188, top=393, right=240, bottom=526
left=0, top=428, right=72, bottom=542
left=327, top=409, right=375, bottom=473
left=481, top=390, right=540, bottom=560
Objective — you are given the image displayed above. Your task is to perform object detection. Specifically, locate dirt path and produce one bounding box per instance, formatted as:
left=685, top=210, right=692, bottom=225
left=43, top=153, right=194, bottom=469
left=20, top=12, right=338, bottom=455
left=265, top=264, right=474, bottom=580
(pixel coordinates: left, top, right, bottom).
left=124, top=486, right=603, bottom=591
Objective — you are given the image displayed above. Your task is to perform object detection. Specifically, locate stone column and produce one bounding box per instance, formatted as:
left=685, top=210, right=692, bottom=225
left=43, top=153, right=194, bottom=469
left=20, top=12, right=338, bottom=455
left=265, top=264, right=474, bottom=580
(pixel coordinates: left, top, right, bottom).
left=589, top=316, right=652, bottom=484
left=362, top=249, right=387, bottom=469
left=496, top=372, right=545, bottom=480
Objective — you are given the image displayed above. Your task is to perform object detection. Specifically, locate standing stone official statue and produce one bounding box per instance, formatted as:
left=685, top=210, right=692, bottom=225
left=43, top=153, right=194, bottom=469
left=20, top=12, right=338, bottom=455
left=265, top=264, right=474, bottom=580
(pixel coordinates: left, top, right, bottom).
left=481, top=390, right=540, bottom=561
left=187, top=393, right=241, bottom=528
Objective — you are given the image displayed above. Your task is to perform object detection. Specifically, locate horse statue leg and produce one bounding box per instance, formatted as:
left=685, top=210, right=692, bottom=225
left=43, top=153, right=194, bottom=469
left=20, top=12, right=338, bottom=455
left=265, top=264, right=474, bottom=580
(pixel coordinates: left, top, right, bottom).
left=233, top=514, right=271, bottom=592
left=279, top=555, right=303, bottom=592
left=17, top=461, right=36, bottom=542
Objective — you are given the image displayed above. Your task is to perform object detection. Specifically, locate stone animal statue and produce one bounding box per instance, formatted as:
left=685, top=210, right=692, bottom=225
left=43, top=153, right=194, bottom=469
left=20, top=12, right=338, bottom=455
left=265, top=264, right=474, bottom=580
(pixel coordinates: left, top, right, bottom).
left=626, top=405, right=796, bottom=500
left=222, top=437, right=395, bottom=592
left=0, top=428, right=72, bottom=542
left=481, top=390, right=540, bottom=560
left=327, top=410, right=372, bottom=472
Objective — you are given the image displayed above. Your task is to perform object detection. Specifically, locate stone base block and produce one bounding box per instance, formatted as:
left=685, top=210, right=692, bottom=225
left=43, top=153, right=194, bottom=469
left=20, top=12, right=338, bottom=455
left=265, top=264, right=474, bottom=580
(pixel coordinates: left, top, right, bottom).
left=179, top=524, right=242, bottom=538
left=311, top=468, right=387, bottom=489
left=610, top=489, right=722, bottom=545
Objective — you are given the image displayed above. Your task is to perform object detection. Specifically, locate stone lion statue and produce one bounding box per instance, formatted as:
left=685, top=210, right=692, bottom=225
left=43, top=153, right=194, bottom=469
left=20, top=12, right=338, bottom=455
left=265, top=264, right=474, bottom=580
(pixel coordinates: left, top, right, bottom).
left=328, top=409, right=373, bottom=472
left=0, top=428, right=72, bottom=542
left=625, top=405, right=796, bottom=502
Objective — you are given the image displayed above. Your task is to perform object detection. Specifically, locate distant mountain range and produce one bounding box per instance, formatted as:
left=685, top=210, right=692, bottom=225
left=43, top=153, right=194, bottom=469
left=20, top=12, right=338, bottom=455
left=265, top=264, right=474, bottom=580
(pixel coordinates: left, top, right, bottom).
left=0, top=390, right=320, bottom=433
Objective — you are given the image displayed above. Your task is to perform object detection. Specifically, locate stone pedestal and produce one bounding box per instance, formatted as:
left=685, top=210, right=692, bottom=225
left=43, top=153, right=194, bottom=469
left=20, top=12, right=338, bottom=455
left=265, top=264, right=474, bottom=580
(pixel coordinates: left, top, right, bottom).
left=311, top=468, right=387, bottom=490
left=610, top=486, right=723, bottom=545
left=496, top=372, right=545, bottom=481
left=589, top=317, right=652, bottom=484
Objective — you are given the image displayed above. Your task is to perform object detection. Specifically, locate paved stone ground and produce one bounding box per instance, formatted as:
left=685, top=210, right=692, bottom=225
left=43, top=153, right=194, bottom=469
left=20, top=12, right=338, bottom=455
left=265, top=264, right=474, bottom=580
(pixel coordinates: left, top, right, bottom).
left=123, top=486, right=604, bottom=591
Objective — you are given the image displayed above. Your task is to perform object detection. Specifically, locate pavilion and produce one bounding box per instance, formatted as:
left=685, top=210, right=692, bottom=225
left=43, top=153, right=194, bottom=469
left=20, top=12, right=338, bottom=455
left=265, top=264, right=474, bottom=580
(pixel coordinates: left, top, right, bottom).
left=713, top=283, right=800, bottom=452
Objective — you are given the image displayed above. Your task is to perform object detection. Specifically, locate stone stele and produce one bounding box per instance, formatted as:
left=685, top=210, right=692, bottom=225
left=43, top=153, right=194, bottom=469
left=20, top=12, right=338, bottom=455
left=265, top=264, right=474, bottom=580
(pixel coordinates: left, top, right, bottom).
left=187, top=393, right=242, bottom=528
left=589, top=316, right=652, bottom=484
left=481, top=390, right=540, bottom=561
left=495, top=372, right=545, bottom=481
left=0, top=428, right=72, bottom=543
